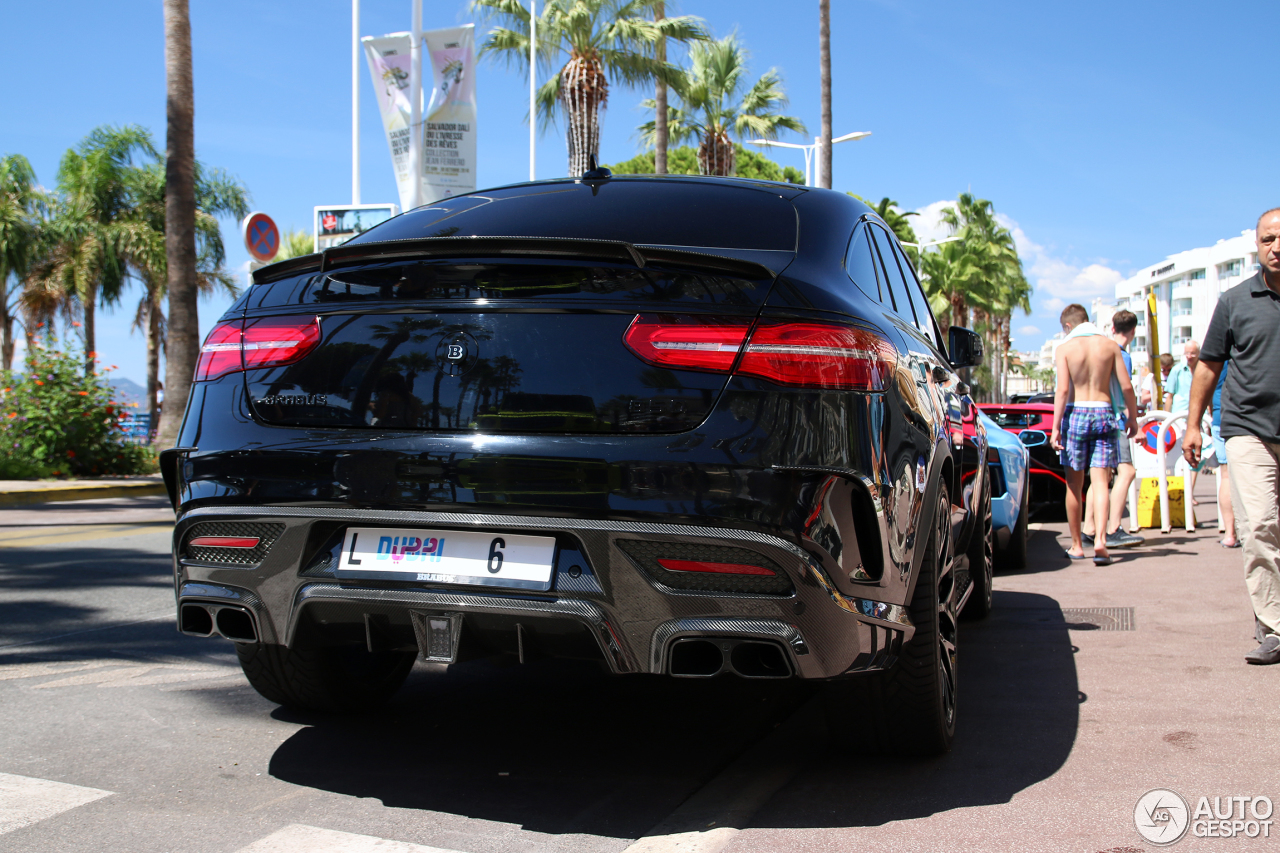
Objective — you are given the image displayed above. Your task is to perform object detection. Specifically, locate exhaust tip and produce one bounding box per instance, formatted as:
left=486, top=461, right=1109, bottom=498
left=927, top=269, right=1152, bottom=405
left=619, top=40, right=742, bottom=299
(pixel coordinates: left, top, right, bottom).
left=180, top=603, right=214, bottom=637
left=214, top=607, right=258, bottom=643
left=729, top=641, right=793, bottom=678
left=669, top=639, right=724, bottom=677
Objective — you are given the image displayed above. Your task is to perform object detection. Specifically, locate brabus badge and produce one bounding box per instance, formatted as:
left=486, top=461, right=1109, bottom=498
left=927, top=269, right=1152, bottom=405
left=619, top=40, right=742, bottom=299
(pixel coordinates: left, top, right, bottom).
left=437, top=332, right=479, bottom=376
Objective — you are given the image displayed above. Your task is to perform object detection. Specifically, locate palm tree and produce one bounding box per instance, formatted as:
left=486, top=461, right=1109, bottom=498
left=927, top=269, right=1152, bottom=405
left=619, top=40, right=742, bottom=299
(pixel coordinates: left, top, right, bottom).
left=273, top=229, right=314, bottom=262
left=33, top=126, right=158, bottom=376
left=640, top=33, right=805, bottom=177
left=126, top=160, right=248, bottom=429
left=158, top=0, right=198, bottom=449
left=652, top=1, right=668, bottom=174
left=472, top=0, right=706, bottom=176
left=0, top=155, right=43, bottom=372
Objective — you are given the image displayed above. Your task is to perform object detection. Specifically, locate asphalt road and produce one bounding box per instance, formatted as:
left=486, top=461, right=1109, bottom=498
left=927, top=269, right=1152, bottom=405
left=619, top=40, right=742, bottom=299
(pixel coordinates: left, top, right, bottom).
left=1, top=492, right=1276, bottom=853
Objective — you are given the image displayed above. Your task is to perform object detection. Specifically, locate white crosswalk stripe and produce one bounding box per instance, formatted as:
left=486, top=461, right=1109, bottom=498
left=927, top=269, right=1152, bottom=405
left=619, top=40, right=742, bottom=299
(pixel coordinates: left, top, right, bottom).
left=234, top=824, right=470, bottom=853
left=0, top=772, right=113, bottom=836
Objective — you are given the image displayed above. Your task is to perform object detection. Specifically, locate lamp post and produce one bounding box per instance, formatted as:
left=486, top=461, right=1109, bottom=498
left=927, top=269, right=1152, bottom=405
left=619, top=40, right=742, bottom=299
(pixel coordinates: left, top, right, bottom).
left=747, top=131, right=870, bottom=187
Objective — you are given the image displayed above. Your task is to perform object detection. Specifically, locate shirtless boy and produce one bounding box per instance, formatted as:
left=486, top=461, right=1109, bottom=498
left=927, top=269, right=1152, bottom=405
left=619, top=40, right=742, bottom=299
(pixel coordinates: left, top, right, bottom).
left=1051, top=304, right=1139, bottom=565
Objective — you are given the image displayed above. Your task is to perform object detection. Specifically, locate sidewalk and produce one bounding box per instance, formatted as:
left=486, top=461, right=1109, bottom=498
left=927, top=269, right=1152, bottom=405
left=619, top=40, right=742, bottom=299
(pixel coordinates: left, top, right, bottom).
left=0, top=476, right=166, bottom=507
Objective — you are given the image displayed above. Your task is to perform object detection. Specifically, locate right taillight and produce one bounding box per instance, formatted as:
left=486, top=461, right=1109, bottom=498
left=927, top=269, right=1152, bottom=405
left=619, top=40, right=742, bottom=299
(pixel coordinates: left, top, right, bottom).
left=624, top=315, right=895, bottom=391
left=738, top=322, right=897, bottom=390
left=195, top=315, right=321, bottom=381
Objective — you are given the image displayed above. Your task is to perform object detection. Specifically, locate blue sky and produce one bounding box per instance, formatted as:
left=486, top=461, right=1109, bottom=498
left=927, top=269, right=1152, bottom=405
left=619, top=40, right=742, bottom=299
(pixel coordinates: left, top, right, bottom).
left=2, top=0, right=1272, bottom=385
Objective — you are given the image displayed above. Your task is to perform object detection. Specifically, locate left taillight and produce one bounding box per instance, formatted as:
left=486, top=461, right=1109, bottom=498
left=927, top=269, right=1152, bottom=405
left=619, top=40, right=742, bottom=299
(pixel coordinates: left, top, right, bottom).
left=195, top=315, right=321, bottom=381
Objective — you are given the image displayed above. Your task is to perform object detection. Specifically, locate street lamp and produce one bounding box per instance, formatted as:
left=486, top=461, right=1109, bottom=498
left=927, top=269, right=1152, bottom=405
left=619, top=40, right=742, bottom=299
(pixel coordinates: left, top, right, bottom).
left=747, top=131, right=870, bottom=187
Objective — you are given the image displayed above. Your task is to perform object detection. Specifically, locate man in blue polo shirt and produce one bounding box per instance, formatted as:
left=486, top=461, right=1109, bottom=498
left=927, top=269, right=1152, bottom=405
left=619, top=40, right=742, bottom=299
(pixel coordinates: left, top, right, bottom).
left=1185, top=207, right=1280, bottom=665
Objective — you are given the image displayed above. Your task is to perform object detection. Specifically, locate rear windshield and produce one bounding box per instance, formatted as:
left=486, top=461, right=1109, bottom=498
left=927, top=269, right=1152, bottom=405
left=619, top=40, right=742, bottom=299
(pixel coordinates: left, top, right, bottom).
left=985, top=410, right=1040, bottom=428
left=245, top=260, right=771, bottom=310
left=344, top=181, right=798, bottom=252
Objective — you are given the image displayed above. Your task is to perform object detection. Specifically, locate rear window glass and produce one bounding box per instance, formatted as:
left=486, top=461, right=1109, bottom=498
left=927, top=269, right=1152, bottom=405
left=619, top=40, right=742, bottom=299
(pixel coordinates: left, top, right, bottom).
left=345, top=181, right=798, bottom=252
left=986, top=411, right=1039, bottom=428
left=246, top=261, right=770, bottom=308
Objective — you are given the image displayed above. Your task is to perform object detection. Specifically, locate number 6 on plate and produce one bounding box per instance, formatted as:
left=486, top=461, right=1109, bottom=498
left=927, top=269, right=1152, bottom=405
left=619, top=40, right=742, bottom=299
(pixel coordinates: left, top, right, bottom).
left=487, top=537, right=505, bottom=573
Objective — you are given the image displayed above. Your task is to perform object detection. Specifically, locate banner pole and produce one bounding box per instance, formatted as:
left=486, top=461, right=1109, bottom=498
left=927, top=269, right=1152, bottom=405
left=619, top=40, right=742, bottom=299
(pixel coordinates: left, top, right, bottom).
left=351, top=0, right=361, bottom=205
left=409, top=0, right=423, bottom=209
left=529, top=0, right=536, bottom=181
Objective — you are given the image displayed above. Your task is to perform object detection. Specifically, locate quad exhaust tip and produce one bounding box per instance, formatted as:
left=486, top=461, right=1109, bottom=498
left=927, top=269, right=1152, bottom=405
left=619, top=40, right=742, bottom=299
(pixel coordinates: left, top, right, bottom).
left=179, top=602, right=258, bottom=643
left=668, top=637, right=793, bottom=679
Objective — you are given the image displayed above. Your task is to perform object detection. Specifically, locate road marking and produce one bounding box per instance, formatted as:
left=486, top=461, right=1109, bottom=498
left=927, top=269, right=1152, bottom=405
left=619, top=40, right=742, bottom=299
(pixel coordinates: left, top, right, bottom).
left=235, top=824, right=469, bottom=853
left=0, top=772, right=112, bottom=836
left=620, top=698, right=820, bottom=853
left=0, top=522, right=172, bottom=548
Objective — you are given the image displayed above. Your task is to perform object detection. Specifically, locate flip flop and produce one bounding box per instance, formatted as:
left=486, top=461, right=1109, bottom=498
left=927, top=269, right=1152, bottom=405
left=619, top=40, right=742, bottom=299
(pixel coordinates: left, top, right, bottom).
left=1221, top=539, right=1242, bottom=548
left=1093, top=555, right=1113, bottom=566
left=1063, top=550, right=1089, bottom=560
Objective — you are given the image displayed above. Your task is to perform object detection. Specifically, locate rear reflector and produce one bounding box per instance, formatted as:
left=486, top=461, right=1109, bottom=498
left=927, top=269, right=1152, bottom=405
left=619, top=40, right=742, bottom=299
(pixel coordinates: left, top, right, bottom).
left=624, top=315, right=895, bottom=390
left=196, top=315, right=322, bottom=381
left=657, top=558, right=777, bottom=577
left=188, top=536, right=261, bottom=548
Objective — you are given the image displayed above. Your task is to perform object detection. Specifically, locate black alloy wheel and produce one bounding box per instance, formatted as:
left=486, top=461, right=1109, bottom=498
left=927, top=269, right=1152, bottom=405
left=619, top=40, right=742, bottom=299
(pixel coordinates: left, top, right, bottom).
left=822, top=485, right=959, bottom=755
left=963, top=473, right=994, bottom=620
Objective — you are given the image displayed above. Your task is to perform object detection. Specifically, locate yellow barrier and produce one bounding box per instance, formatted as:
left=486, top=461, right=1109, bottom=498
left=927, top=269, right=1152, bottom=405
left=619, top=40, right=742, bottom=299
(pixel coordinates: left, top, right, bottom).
left=1138, top=476, right=1183, bottom=528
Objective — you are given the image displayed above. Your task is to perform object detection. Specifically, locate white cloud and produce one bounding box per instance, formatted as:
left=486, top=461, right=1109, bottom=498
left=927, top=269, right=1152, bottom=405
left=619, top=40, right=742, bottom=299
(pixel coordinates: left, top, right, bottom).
left=912, top=201, right=1124, bottom=306
left=1017, top=324, right=1041, bottom=337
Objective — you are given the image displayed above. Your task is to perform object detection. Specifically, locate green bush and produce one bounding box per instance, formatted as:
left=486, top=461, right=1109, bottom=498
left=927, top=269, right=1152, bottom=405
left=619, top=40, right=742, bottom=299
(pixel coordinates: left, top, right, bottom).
left=0, top=342, right=152, bottom=478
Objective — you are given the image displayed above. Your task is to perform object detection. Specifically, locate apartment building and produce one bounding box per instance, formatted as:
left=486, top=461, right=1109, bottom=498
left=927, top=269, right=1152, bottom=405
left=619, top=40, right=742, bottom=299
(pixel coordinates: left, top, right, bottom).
left=1093, top=229, right=1259, bottom=362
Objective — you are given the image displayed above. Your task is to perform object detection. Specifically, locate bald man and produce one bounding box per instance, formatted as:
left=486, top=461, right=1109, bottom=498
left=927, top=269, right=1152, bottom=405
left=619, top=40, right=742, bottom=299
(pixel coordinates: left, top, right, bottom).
left=1185, top=207, right=1280, bottom=665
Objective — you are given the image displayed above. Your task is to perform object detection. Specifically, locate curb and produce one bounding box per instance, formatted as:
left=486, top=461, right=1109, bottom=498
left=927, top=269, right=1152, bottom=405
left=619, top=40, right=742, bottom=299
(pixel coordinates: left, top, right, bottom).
left=0, top=481, right=167, bottom=507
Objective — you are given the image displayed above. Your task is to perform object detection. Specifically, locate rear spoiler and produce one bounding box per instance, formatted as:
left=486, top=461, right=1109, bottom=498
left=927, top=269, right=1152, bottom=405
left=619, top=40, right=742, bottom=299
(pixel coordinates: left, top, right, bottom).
left=252, top=236, right=779, bottom=284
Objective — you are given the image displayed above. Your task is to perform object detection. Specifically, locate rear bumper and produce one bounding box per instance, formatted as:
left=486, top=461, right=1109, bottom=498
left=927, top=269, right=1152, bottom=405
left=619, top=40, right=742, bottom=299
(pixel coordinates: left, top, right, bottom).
left=173, top=505, right=914, bottom=680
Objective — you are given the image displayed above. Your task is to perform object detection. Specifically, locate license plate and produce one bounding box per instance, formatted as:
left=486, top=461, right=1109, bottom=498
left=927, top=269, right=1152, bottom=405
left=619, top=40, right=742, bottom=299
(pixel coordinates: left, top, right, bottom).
left=337, top=526, right=557, bottom=591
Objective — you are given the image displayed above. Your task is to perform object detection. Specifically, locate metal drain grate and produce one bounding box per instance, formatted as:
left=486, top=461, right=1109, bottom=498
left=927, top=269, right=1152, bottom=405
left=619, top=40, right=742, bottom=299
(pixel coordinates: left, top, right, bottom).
left=1059, top=607, right=1135, bottom=631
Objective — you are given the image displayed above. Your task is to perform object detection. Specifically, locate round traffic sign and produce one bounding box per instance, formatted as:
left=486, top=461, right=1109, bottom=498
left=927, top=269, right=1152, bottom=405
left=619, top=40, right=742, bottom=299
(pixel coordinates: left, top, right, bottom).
left=242, top=212, right=280, bottom=263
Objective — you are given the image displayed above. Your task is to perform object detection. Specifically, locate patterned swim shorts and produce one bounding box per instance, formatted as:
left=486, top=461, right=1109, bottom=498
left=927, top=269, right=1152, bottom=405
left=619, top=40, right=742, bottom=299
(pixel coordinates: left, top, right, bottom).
left=1060, top=404, right=1118, bottom=471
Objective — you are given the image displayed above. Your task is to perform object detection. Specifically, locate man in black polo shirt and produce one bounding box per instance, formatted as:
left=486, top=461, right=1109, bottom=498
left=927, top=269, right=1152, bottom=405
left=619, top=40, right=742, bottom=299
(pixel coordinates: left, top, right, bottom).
left=1184, top=207, right=1280, bottom=665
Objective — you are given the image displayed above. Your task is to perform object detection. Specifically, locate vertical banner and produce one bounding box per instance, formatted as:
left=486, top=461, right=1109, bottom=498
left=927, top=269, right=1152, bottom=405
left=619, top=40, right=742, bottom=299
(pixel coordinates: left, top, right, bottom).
left=364, top=26, right=476, bottom=210
left=362, top=33, right=415, bottom=211
left=421, top=24, right=477, bottom=202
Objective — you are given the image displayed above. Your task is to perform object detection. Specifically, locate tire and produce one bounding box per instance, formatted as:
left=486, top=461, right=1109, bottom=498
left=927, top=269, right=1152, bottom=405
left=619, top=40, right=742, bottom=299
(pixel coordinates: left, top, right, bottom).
left=236, top=642, right=416, bottom=713
left=822, top=485, right=959, bottom=755
left=962, top=473, right=994, bottom=620
left=999, top=476, right=1030, bottom=572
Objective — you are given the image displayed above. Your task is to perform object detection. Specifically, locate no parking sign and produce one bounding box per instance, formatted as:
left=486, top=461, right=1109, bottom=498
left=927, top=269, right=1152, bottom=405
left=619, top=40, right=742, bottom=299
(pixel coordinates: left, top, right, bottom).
left=242, top=212, right=280, bottom=263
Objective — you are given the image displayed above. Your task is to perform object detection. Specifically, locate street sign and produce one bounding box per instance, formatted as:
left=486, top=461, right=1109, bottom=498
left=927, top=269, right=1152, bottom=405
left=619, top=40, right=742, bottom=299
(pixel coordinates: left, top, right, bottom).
left=313, top=203, right=399, bottom=252
left=242, top=212, right=280, bottom=263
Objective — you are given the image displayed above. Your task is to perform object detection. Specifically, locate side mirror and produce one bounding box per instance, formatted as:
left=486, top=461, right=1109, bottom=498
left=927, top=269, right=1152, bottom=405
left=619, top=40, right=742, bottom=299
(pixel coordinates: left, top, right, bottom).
left=948, top=326, right=984, bottom=368
left=1018, top=429, right=1048, bottom=447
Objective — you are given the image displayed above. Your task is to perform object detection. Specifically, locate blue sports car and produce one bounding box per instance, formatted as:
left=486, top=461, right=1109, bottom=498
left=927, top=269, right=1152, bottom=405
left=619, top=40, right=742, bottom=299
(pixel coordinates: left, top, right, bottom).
left=979, top=410, right=1030, bottom=570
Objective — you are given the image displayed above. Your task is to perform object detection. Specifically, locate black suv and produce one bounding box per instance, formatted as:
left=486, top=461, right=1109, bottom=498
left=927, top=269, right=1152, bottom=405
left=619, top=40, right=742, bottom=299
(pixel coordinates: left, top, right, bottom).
left=165, top=175, right=990, bottom=755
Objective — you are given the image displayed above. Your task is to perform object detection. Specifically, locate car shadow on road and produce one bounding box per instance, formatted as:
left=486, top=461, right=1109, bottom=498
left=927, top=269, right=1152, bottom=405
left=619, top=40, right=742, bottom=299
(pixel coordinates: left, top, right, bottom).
left=263, top=589, right=1079, bottom=838
left=267, top=656, right=817, bottom=838
left=748, top=589, right=1080, bottom=828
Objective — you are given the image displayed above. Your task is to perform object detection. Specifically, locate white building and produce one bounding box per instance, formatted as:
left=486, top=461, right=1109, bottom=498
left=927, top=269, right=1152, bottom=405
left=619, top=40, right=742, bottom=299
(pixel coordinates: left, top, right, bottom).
left=1093, top=229, right=1259, bottom=363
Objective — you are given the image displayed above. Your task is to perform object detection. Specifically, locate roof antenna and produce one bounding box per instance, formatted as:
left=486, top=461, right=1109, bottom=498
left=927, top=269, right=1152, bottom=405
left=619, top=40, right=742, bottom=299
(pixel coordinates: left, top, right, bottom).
left=582, top=153, right=612, bottom=181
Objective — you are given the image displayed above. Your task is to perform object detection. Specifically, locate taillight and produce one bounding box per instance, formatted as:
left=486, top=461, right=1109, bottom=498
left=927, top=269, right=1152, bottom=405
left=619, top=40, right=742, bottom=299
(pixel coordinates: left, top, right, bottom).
left=195, top=315, right=321, bottom=381
left=657, top=558, right=777, bottom=576
left=195, top=321, right=244, bottom=381
left=623, top=315, right=750, bottom=372
left=623, top=315, right=895, bottom=390
left=187, top=536, right=261, bottom=548
left=739, top=322, right=896, bottom=390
